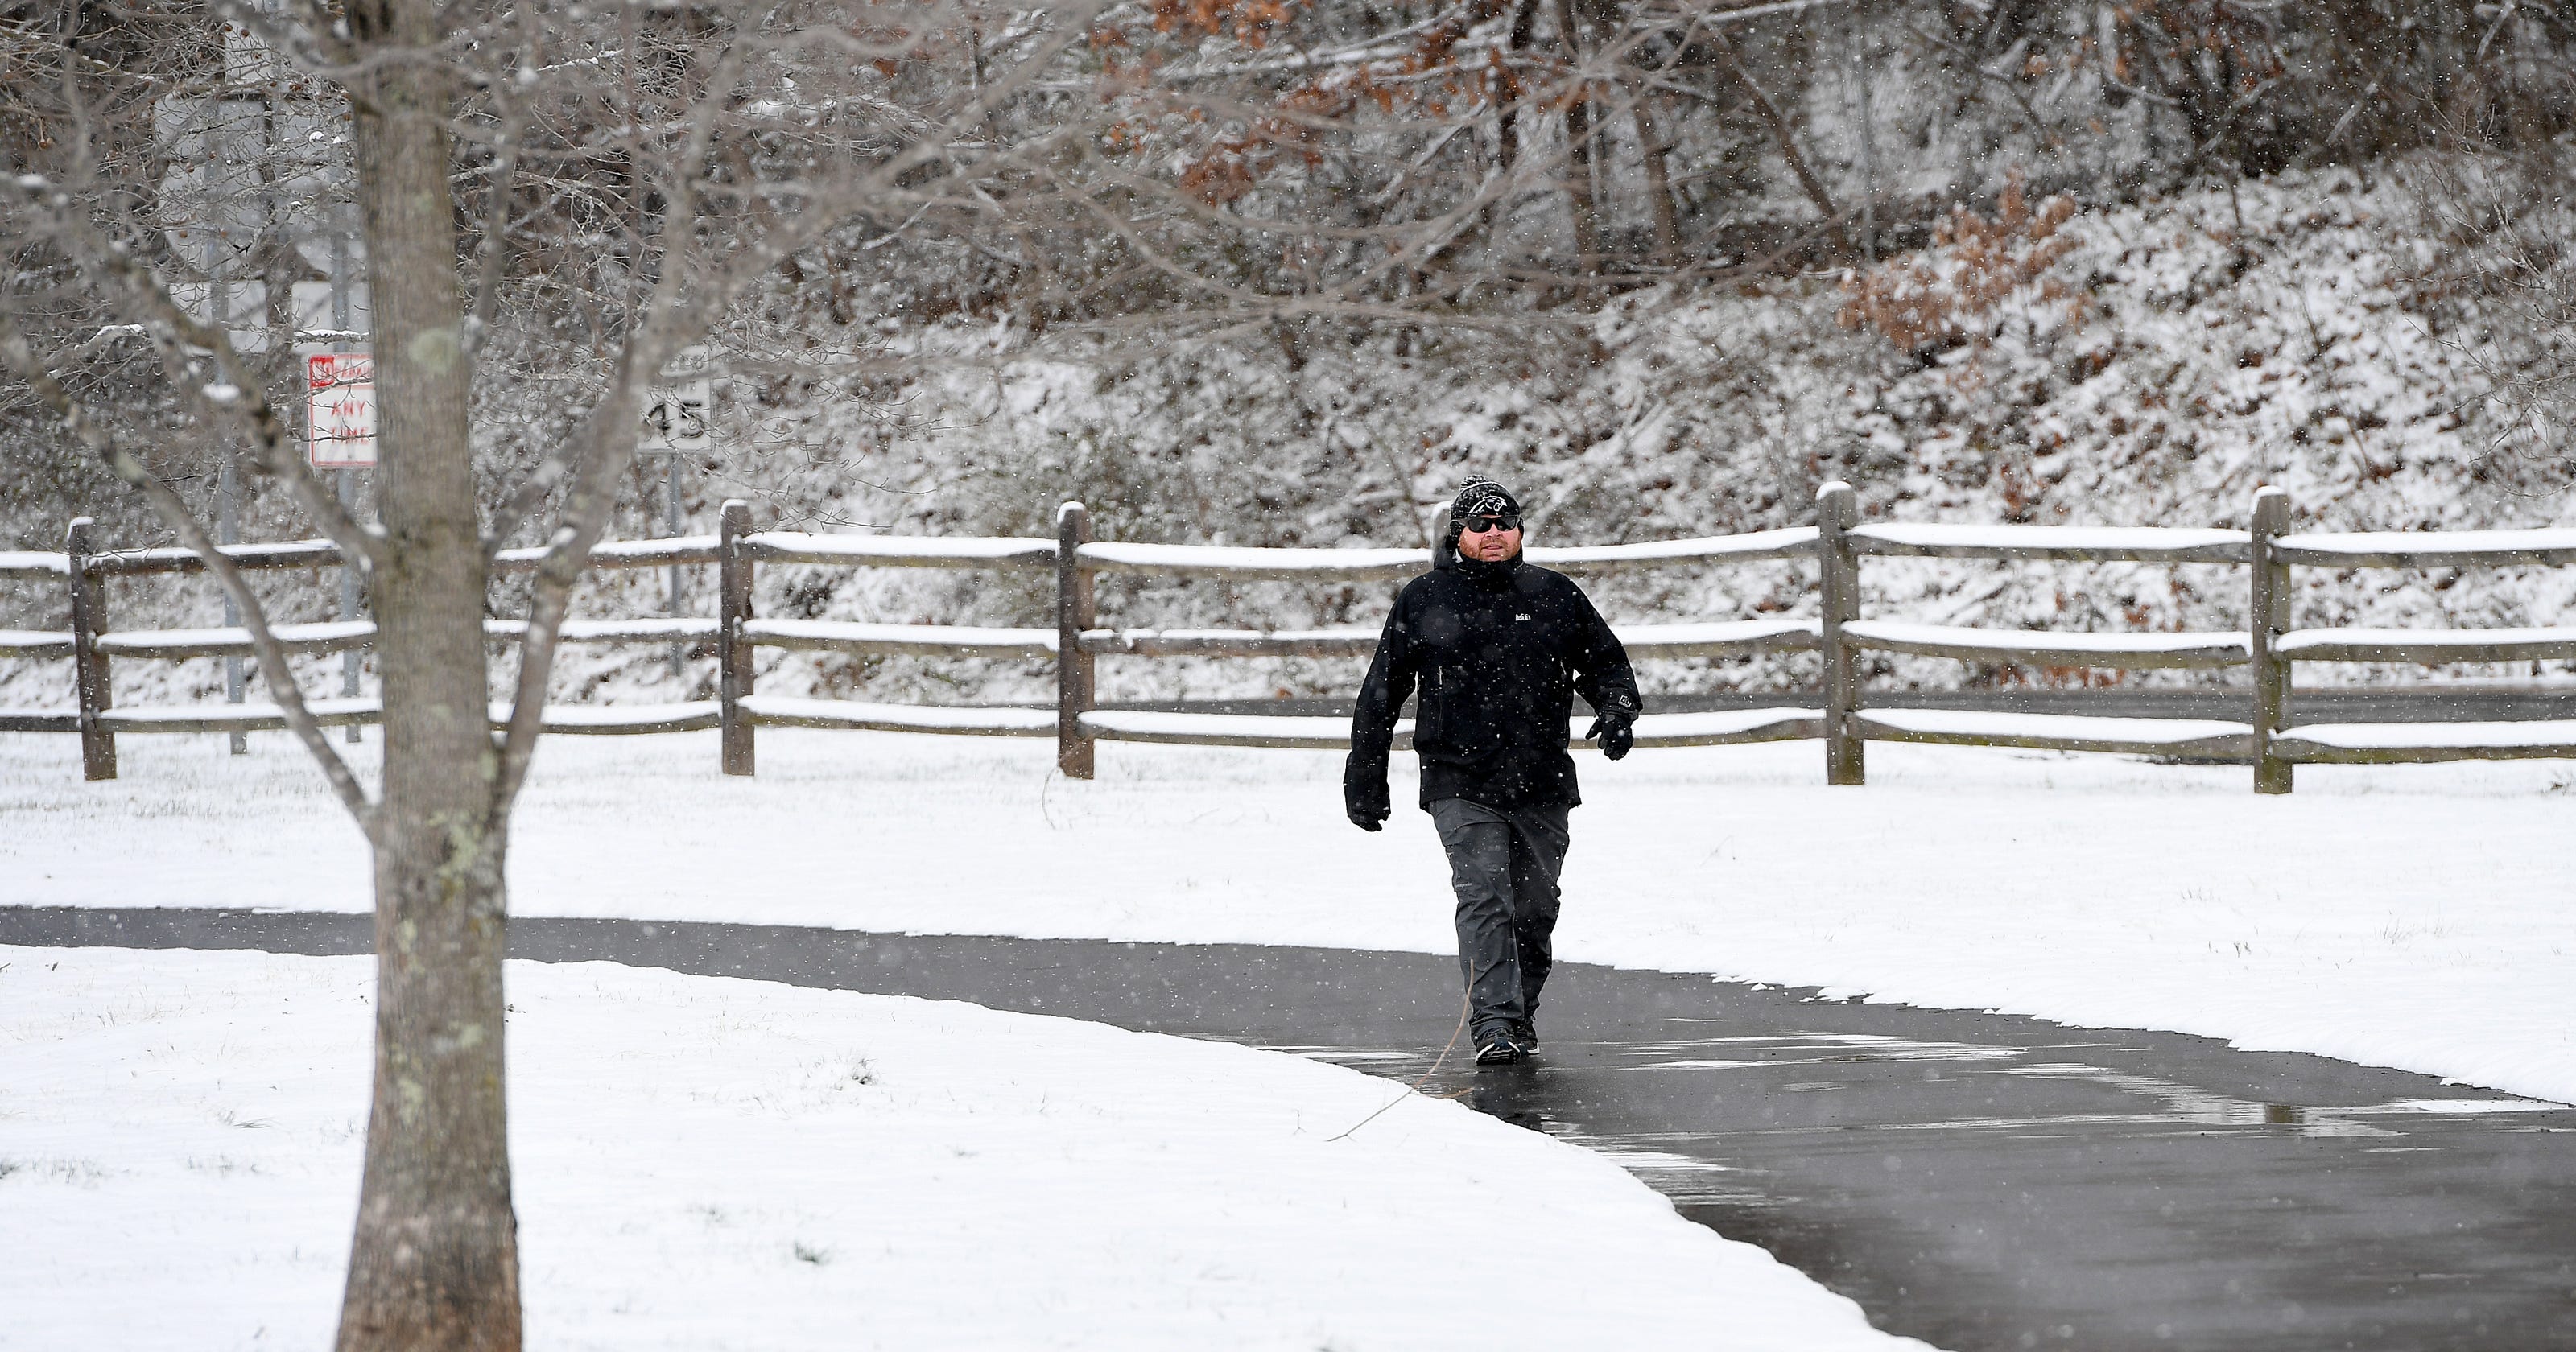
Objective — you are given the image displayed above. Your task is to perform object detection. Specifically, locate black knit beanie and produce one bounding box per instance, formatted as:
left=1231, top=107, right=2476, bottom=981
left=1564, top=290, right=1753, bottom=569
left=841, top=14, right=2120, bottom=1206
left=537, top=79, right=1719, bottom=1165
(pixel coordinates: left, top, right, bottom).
left=1446, top=476, right=1521, bottom=541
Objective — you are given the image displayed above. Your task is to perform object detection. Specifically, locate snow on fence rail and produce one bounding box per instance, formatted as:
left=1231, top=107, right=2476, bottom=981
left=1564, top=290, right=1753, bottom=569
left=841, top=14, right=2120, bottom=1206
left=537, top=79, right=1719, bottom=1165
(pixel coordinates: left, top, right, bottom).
left=7, top=486, right=2576, bottom=790
left=1845, top=522, right=2251, bottom=564
left=1071, top=527, right=1823, bottom=580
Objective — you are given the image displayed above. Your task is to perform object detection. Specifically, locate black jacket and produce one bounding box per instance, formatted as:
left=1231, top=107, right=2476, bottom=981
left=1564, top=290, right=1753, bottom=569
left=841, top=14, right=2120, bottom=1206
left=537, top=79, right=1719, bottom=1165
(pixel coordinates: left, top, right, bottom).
left=1346, top=546, right=1641, bottom=813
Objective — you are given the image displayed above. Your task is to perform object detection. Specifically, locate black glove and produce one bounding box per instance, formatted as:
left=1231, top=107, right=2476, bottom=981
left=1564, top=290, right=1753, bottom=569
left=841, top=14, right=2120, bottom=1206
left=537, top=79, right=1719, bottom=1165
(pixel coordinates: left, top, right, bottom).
left=1584, top=711, right=1636, bottom=760
left=1345, top=781, right=1390, bottom=831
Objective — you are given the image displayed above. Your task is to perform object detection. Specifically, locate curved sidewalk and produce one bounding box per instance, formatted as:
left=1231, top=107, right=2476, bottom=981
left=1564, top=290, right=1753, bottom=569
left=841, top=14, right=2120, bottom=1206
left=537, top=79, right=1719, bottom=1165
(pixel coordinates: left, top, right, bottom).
left=10, top=905, right=2574, bottom=1352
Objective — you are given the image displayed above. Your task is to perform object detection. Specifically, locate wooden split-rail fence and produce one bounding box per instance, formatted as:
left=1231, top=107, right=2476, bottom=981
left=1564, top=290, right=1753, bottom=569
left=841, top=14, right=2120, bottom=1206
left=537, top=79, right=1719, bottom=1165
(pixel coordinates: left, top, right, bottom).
left=5, top=484, right=2576, bottom=793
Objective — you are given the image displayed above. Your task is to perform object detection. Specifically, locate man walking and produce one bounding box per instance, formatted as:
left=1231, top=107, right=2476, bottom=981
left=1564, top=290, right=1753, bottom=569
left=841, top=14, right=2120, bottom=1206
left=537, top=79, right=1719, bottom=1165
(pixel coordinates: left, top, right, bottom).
left=1344, top=477, right=1641, bottom=1066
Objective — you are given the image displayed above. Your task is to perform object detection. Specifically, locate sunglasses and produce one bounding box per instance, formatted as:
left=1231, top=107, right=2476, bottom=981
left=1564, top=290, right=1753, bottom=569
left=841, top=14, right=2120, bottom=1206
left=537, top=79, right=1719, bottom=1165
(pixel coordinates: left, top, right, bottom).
left=1459, top=514, right=1521, bottom=534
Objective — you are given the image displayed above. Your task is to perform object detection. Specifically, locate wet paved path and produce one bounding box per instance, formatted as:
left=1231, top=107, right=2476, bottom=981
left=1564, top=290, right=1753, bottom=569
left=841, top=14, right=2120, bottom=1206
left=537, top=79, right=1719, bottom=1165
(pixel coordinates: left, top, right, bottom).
left=9, top=906, right=2574, bottom=1352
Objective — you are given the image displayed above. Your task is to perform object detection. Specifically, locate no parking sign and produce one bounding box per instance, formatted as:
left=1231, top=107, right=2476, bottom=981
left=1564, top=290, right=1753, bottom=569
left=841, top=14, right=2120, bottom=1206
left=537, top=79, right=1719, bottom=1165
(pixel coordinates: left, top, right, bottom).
left=305, top=349, right=376, bottom=468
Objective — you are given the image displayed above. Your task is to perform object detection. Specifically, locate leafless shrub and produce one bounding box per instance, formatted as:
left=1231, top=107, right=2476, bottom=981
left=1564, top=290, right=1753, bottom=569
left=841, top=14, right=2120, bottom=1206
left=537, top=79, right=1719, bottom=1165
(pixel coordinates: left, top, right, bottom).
left=1837, top=175, right=2081, bottom=354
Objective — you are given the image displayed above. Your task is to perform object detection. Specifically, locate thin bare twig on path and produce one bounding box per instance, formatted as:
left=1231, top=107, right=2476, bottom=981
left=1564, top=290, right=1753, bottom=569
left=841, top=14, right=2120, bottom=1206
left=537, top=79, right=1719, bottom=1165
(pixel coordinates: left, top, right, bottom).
left=1329, top=993, right=1471, bottom=1141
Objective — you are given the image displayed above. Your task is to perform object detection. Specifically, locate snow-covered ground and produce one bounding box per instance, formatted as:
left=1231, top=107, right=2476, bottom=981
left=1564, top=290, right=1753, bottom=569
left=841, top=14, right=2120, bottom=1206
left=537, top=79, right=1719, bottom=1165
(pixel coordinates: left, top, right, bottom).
left=2, top=946, right=1920, bottom=1351
left=5, top=727, right=2570, bottom=1109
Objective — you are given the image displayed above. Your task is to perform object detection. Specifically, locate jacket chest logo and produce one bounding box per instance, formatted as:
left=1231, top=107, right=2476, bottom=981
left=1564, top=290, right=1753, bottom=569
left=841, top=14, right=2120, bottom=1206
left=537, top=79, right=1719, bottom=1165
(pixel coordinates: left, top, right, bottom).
left=1513, top=612, right=1533, bottom=622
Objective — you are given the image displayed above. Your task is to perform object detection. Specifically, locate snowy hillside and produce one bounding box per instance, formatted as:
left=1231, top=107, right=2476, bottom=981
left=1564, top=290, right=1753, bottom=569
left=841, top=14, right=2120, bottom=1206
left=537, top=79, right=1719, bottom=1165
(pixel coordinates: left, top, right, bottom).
left=6, top=163, right=2574, bottom=717
left=670, top=162, right=2576, bottom=707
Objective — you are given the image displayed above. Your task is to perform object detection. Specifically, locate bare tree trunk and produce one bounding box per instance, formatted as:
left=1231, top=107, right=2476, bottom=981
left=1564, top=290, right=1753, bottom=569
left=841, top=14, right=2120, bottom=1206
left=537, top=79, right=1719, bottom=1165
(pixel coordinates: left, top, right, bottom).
left=334, top=0, right=522, bottom=1346
left=1496, top=0, right=1536, bottom=173
left=1706, top=26, right=1841, bottom=225
left=1552, top=0, right=1602, bottom=282
left=1485, top=0, right=1540, bottom=245
left=1632, top=98, right=1682, bottom=266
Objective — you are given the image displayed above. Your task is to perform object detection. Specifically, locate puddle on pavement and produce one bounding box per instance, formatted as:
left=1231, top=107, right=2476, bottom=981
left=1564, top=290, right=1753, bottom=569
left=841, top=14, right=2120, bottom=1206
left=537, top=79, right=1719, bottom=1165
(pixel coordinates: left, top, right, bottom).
left=1242, top=972, right=2576, bottom=1351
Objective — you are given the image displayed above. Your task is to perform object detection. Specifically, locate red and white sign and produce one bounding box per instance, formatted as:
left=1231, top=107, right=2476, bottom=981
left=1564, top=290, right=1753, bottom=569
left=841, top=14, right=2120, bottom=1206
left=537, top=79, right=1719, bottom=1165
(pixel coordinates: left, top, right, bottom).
left=305, top=349, right=377, bottom=468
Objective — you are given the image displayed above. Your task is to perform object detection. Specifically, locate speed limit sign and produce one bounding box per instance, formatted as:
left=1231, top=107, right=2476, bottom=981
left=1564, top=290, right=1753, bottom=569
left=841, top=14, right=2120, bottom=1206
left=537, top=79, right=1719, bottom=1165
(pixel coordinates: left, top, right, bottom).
left=642, top=378, right=711, bottom=455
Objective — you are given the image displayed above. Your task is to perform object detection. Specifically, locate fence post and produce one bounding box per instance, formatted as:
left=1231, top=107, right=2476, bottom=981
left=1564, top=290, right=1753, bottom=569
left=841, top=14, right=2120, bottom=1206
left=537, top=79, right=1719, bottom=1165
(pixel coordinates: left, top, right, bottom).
left=65, top=517, right=116, bottom=781
left=2248, top=487, right=2293, bottom=795
left=718, top=498, right=755, bottom=776
left=1056, top=500, right=1096, bottom=780
left=1817, top=481, right=1864, bottom=785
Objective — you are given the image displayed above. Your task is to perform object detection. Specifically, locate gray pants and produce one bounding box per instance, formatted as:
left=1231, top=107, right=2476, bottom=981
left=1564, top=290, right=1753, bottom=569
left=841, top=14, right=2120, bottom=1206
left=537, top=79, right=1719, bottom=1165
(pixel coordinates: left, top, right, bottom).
left=1429, top=798, right=1571, bottom=1042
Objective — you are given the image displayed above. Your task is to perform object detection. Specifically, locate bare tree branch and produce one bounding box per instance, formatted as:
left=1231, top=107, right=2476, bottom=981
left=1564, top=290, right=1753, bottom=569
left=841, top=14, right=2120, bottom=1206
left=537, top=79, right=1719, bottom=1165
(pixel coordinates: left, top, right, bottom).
left=10, top=178, right=390, bottom=574
left=0, top=307, right=379, bottom=834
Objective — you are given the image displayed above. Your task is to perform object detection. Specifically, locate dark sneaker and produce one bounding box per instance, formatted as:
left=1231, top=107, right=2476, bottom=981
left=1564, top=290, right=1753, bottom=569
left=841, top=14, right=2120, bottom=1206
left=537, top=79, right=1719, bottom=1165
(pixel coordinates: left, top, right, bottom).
left=1512, top=1020, right=1540, bottom=1055
left=1474, top=1030, right=1526, bottom=1066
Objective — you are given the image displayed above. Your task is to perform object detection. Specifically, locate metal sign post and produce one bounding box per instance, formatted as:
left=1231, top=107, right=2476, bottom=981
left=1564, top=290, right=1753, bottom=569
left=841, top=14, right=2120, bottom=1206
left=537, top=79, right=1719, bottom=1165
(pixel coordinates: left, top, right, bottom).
left=159, top=65, right=267, bottom=755
left=640, top=373, right=712, bottom=680
left=663, top=456, right=683, bottom=679
left=330, top=229, right=364, bottom=742
left=214, top=245, right=245, bottom=753
left=336, top=468, right=362, bottom=740
left=219, top=457, right=246, bottom=753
